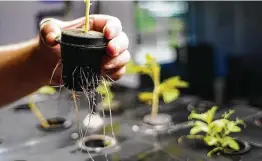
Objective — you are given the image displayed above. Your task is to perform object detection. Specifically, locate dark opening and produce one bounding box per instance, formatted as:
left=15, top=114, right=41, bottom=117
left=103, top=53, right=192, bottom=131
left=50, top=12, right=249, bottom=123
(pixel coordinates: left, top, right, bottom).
left=47, top=117, right=65, bottom=127
left=38, top=117, right=72, bottom=131
left=13, top=104, right=30, bottom=112
left=84, top=139, right=108, bottom=148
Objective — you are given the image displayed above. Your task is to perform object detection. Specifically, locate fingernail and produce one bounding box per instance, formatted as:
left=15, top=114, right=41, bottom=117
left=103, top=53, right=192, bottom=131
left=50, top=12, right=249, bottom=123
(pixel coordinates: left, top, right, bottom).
left=53, top=25, right=61, bottom=38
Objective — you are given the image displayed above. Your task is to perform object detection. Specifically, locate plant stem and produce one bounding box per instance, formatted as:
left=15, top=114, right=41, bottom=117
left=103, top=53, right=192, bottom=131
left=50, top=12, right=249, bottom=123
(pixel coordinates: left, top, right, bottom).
left=84, top=0, right=91, bottom=33
left=28, top=95, right=50, bottom=128
left=151, top=66, right=160, bottom=120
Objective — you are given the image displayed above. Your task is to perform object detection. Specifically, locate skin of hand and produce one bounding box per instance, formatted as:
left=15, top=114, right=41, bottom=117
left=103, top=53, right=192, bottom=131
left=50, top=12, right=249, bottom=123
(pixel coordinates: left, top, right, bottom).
left=0, top=15, right=130, bottom=107
left=38, top=15, right=130, bottom=85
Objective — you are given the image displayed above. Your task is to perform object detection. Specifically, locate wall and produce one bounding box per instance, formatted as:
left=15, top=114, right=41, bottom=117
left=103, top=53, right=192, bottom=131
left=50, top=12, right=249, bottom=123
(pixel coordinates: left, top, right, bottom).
left=189, top=1, right=262, bottom=76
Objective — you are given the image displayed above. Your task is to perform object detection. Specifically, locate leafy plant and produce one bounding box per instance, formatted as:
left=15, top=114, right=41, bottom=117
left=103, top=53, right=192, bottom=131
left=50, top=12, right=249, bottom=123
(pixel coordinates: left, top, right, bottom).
left=186, top=106, right=246, bottom=157
left=96, top=81, right=115, bottom=109
left=126, top=54, right=188, bottom=120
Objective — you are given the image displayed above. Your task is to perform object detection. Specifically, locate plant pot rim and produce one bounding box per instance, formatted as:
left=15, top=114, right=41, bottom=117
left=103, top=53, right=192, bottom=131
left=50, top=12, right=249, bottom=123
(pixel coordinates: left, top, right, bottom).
left=38, top=117, right=72, bottom=132
left=143, top=113, right=172, bottom=126
left=77, top=134, right=117, bottom=153
left=58, top=29, right=107, bottom=49
left=178, top=136, right=251, bottom=156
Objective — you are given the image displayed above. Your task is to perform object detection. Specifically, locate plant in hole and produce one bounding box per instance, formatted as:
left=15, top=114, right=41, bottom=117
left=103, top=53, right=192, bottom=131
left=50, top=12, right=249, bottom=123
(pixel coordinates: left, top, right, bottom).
left=96, top=81, right=117, bottom=110
left=185, top=106, right=246, bottom=157
left=126, top=54, right=188, bottom=120
left=28, top=86, right=56, bottom=128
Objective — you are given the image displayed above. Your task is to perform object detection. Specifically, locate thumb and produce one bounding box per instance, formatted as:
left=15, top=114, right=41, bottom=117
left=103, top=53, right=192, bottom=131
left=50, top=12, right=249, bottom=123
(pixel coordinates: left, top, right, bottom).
left=39, top=17, right=86, bottom=47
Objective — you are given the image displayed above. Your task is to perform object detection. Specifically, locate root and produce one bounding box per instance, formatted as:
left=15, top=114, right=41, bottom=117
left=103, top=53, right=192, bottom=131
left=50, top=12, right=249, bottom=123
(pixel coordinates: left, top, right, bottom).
left=49, top=60, right=61, bottom=84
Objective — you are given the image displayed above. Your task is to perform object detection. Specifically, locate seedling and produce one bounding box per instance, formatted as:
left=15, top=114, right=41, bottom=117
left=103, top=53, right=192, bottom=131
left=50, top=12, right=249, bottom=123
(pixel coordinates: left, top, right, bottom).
left=185, top=106, right=246, bottom=157
left=28, top=86, right=57, bottom=129
left=126, top=54, right=188, bottom=120
left=96, top=81, right=115, bottom=109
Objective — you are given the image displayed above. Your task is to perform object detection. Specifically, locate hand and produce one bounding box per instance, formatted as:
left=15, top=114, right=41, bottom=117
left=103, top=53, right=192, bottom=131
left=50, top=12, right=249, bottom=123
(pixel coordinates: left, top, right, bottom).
left=38, top=15, right=130, bottom=85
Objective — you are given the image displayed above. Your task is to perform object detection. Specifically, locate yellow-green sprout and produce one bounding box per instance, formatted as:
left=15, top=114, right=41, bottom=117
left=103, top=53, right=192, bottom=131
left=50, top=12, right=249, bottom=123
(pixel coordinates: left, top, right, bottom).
left=126, top=54, right=188, bottom=120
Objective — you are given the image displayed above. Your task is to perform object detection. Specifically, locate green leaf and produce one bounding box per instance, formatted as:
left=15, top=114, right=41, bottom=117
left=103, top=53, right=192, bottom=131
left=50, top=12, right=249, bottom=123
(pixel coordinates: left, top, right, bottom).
left=210, top=119, right=228, bottom=133
left=227, top=121, right=241, bottom=132
left=206, top=106, right=218, bottom=124
left=190, top=126, right=203, bottom=135
left=231, top=126, right=241, bottom=132
left=162, top=89, right=179, bottom=103
left=224, top=137, right=239, bottom=150
left=235, top=118, right=246, bottom=127
left=193, top=121, right=209, bottom=133
left=207, top=147, right=223, bottom=157
left=204, top=136, right=218, bottom=146
left=145, top=54, right=154, bottom=63
left=161, top=76, right=189, bottom=89
left=222, top=109, right=235, bottom=119
left=37, top=86, right=56, bottom=95
left=138, top=92, right=153, bottom=104
left=188, top=111, right=208, bottom=123
left=194, top=120, right=208, bottom=127
left=125, top=60, right=140, bottom=74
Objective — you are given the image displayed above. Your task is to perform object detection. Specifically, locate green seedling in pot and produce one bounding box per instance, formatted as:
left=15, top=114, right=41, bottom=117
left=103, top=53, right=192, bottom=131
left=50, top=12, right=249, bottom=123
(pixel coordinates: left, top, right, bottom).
left=126, top=54, right=188, bottom=120
left=185, top=106, right=246, bottom=157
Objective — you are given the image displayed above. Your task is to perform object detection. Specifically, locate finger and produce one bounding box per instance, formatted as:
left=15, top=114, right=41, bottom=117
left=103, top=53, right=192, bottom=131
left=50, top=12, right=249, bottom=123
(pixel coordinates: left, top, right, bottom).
left=103, top=50, right=130, bottom=71
left=105, top=66, right=126, bottom=81
left=40, top=17, right=86, bottom=29
left=90, top=14, right=122, bottom=39
left=106, top=32, right=129, bottom=57
left=39, top=17, right=87, bottom=47
left=40, top=19, right=61, bottom=47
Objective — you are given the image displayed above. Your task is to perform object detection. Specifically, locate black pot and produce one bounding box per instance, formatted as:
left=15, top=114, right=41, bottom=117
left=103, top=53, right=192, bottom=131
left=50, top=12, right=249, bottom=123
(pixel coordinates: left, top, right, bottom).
left=59, top=29, right=108, bottom=92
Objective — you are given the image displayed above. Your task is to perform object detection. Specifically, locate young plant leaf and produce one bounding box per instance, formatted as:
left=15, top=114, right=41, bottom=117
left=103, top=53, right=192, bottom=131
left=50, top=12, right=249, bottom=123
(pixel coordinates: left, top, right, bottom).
left=221, top=109, right=235, bottom=119
left=210, top=119, right=229, bottom=133
left=162, top=89, right=179, bottom=103
left=227, top=121, right=241, bottom=132
left=37, top=86, right=56, bottom=95
left=190, top=126, right=203, bottom=135
left=235, top=118, right=246, bottom=127
left=96, top=81, right=114, bottom=107
left=206, top=106, right=218, bottom=124
left=190, top=120, right=209, bottom=135
left=162, top=76, right=189, bottom=89
left=138, top=92, right=153, bottom=104
left=126, top=60, right=139, bottom=74
left=224, top=136, right=239, bottom=150
left=204, top=136, right=218, bottom=146
left=207, top=147, right=223, bottom=157
left=188, top=111, right=208, bottom=123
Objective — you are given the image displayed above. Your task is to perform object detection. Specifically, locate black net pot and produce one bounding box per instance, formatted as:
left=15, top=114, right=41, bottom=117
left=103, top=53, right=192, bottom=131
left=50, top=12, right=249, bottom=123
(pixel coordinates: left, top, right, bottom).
left=58, top=29, right=108, bottom=92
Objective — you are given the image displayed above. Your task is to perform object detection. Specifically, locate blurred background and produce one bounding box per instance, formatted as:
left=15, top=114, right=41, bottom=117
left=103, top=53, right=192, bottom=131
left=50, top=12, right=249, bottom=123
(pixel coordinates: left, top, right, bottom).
left=1, top=1, right=262, bottom=108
